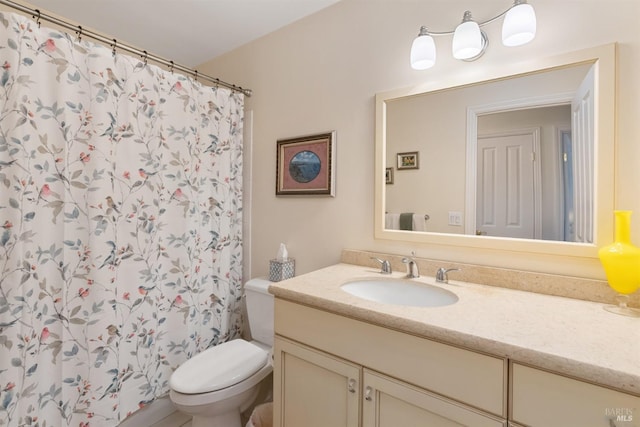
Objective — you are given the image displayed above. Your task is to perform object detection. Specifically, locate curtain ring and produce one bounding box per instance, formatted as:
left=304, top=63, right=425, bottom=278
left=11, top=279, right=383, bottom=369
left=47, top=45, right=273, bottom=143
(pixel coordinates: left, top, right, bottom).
left=194, top=70, right=198, bottom=81
left=111, top=39, right=117, bottom=57
left=76, top=25, right=83, bottom=42
left=169, top=60, right=174, bottom=74
left=142, top=50, right=148, bottom=66
left=34, top=9, right=41, bottom=28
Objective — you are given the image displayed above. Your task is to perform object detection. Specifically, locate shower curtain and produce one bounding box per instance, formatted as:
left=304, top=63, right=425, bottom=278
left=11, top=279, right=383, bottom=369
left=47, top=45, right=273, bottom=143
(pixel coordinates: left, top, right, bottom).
left=0, top=12, right=244, bottom=426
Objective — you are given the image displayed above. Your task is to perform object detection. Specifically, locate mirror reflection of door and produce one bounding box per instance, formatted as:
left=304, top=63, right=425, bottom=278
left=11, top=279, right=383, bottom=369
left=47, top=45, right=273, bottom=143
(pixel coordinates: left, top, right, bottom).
left=473, top=67, right=594, bottom=242
left=476, top=129, right=540, bottom=238
left=559, top=128, right=575, bottom=242
left=476, top=106, right=570, bottom=241
left=571, top=66, right=595, bottom=243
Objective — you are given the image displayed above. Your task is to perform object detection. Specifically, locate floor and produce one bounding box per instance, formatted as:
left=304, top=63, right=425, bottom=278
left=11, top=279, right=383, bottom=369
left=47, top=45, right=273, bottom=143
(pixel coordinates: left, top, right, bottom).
left=142, top=377, right=272, bottom=427
left=148, top=410, right=256, bottom=427
left=149, top=412, right=192, bottom=427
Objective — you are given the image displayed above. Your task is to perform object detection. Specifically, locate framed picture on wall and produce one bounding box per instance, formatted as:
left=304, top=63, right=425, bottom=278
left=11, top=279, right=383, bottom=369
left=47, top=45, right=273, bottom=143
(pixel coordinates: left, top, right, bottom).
left=385, top=167, right=394, bottom=184
left=397, top=151, right=419, bottom=170
left=276, top=131, right=336, bottom=196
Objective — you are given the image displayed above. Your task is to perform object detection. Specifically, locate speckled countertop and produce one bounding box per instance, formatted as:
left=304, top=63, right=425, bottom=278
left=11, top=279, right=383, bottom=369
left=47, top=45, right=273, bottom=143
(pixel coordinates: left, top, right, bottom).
left=268, top=263, right=640, bottom=396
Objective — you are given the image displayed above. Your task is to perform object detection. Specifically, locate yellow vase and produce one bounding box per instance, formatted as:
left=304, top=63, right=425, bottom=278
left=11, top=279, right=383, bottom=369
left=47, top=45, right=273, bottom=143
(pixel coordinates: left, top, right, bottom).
left=598, top=210, right=640, bottom=295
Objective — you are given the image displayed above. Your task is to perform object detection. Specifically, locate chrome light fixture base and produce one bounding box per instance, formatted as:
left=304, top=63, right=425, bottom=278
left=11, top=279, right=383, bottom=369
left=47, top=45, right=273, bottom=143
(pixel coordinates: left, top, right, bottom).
left=459, top=30, right=488, bottom=62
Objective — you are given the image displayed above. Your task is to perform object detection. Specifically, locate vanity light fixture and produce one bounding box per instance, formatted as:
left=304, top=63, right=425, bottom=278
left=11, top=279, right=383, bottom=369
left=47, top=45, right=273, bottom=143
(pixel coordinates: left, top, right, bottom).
left=410, top=0, right=537, bottom=70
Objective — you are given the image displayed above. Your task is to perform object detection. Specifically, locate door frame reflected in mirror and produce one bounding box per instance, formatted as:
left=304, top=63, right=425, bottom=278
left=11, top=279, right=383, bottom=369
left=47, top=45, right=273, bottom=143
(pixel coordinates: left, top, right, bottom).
left=466, top=92, right=578, bottom=241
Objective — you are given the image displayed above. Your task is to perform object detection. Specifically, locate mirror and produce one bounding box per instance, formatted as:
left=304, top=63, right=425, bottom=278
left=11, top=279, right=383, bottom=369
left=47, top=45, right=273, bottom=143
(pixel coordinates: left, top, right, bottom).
left=385, top=63, right=592, bottom=241
left=375, top=44, right=615, bottom=258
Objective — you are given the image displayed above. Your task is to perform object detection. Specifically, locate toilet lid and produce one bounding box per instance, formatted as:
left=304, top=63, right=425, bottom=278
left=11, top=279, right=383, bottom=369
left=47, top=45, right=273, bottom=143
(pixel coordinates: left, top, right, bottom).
left=170, top=339, right=269, bottom=394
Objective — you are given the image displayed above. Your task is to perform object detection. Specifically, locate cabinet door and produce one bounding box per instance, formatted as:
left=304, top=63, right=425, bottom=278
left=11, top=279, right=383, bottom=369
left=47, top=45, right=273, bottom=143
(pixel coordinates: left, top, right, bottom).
left=363, top=369, right=506, bottom=427
left=274, top=337, right=361, bottom=427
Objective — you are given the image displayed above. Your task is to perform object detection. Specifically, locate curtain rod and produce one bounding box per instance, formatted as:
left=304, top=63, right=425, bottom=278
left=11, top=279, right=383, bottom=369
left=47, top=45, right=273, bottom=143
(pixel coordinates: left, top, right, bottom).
left=0, top=0, right=253, bottom=97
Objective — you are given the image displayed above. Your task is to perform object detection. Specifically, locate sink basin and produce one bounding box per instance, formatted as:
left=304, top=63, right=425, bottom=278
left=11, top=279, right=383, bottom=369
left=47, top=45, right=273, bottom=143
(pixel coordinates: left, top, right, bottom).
left=340, top=278, right=458, bottom=307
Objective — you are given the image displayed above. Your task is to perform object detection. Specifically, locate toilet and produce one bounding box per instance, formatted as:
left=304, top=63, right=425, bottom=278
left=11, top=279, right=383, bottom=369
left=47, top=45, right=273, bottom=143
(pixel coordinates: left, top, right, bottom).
left=169, top=278, right=274, bottom=427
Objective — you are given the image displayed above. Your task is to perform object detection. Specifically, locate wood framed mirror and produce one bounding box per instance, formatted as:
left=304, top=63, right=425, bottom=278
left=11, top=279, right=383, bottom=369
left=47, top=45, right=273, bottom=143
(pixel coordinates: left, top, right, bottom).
left=374, top=44, right=615, bottom=260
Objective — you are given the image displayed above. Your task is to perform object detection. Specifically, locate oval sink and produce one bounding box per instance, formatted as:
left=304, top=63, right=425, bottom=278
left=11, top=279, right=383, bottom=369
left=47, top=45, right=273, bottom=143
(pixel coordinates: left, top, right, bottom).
left=340, top=278, right=458, bottom=307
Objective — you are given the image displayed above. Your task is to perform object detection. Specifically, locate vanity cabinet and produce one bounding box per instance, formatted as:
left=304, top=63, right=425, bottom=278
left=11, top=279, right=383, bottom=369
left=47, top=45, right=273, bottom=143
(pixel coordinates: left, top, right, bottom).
left=511, top=363, right=640, bottom=427
left=274, top=337, right=505, bottom=427
left=273, top=298, right=639, bottom=427
left=273, top=299, right=507, bottom=427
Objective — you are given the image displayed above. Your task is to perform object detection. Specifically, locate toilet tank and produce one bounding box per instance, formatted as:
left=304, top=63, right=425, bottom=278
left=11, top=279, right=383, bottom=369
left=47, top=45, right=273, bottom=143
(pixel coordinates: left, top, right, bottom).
left=244, top=278, right=274, bottom=347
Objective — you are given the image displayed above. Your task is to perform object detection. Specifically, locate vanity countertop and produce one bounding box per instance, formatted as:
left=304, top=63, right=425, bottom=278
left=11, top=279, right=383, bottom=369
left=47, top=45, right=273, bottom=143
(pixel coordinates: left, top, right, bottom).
left=268, top=262, right=640, bottom=396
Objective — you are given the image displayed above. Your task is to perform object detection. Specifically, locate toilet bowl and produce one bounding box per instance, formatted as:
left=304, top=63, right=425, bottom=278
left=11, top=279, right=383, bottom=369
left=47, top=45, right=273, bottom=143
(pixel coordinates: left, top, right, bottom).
left=169, top=278, right=274, bottom=427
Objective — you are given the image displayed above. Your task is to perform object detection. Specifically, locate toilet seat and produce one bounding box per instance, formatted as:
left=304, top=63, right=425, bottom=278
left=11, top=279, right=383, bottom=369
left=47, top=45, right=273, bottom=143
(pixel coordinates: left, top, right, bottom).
left=170, top=339, right=269, bottom=394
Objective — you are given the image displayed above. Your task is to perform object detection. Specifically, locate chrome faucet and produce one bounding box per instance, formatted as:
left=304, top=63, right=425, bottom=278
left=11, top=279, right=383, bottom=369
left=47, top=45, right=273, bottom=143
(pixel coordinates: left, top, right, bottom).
left=370, top=257, right=392, bottom=274
left=435, top=267, right=461, bottom=284
left=402, top=254, right=419, bottom=278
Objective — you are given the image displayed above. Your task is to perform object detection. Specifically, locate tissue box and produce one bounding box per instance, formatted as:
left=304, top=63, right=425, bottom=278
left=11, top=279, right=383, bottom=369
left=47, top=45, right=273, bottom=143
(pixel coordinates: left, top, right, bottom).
left=269, top=258, right=295, bottom=282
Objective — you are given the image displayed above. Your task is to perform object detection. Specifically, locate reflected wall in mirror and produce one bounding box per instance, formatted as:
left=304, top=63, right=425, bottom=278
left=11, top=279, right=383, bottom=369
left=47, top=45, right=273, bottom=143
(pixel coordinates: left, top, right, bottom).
left=375, top=44, right=615, bottom=258
left=385, top=63, right=592, bottom=242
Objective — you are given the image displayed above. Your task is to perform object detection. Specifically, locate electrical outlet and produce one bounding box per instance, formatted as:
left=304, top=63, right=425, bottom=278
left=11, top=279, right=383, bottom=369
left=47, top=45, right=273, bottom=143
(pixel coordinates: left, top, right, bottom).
left=448, top=211, right=463, bottom=226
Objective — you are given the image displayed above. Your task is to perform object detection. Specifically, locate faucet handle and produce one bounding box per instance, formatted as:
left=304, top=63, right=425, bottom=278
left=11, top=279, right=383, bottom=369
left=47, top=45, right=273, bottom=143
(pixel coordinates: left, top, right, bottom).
left=435, top=267, right=461, bottom=284
left=370, top=257, right=392, bottom=274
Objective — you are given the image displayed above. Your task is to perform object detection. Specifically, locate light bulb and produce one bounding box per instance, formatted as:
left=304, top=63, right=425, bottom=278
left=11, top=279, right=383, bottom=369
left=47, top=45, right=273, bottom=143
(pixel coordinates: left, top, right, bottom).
left=410, top=27, right=436, bottom=70
left=502, top=1, right=537, bottom=47
left=452, top=12, right=483, bottom=60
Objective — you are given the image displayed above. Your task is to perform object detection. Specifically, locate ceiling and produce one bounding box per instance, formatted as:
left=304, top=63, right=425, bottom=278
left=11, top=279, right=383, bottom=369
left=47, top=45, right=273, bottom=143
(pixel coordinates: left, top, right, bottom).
left=23, top=0, right=340, bottom=67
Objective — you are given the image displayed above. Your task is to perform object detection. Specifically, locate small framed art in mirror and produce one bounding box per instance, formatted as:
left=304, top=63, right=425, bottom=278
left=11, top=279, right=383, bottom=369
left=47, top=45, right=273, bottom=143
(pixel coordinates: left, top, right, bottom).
left=396, top=151, right=419, bottom=170
left=385, top=167, right=394, bottom=184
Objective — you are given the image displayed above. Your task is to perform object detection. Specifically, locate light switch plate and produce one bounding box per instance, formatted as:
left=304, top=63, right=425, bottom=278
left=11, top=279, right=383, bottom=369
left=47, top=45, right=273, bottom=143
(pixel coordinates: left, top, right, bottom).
left=448, top=211, right=463, bottom=226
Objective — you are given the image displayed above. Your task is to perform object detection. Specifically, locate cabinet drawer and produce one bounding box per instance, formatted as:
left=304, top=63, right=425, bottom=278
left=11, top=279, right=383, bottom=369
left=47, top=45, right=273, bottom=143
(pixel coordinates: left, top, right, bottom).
left=275, top=299, right=507, bottom=417
left=511, top=363, right=640, bottom=427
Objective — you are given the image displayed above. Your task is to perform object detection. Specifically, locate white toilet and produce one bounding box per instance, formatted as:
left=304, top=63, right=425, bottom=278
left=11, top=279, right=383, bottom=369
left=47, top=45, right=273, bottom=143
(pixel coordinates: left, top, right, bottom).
left=169, top=278, right=274, bottom=427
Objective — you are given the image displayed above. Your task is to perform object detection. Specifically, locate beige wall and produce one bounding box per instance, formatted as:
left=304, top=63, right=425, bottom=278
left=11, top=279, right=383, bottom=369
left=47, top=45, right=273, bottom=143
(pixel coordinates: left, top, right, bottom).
left=198, top=0, right=640, bottom=280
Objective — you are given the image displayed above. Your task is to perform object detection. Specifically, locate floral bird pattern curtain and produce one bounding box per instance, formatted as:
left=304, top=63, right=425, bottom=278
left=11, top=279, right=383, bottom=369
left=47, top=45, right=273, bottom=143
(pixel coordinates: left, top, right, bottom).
left=0, top=12, right=244, bottom=426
